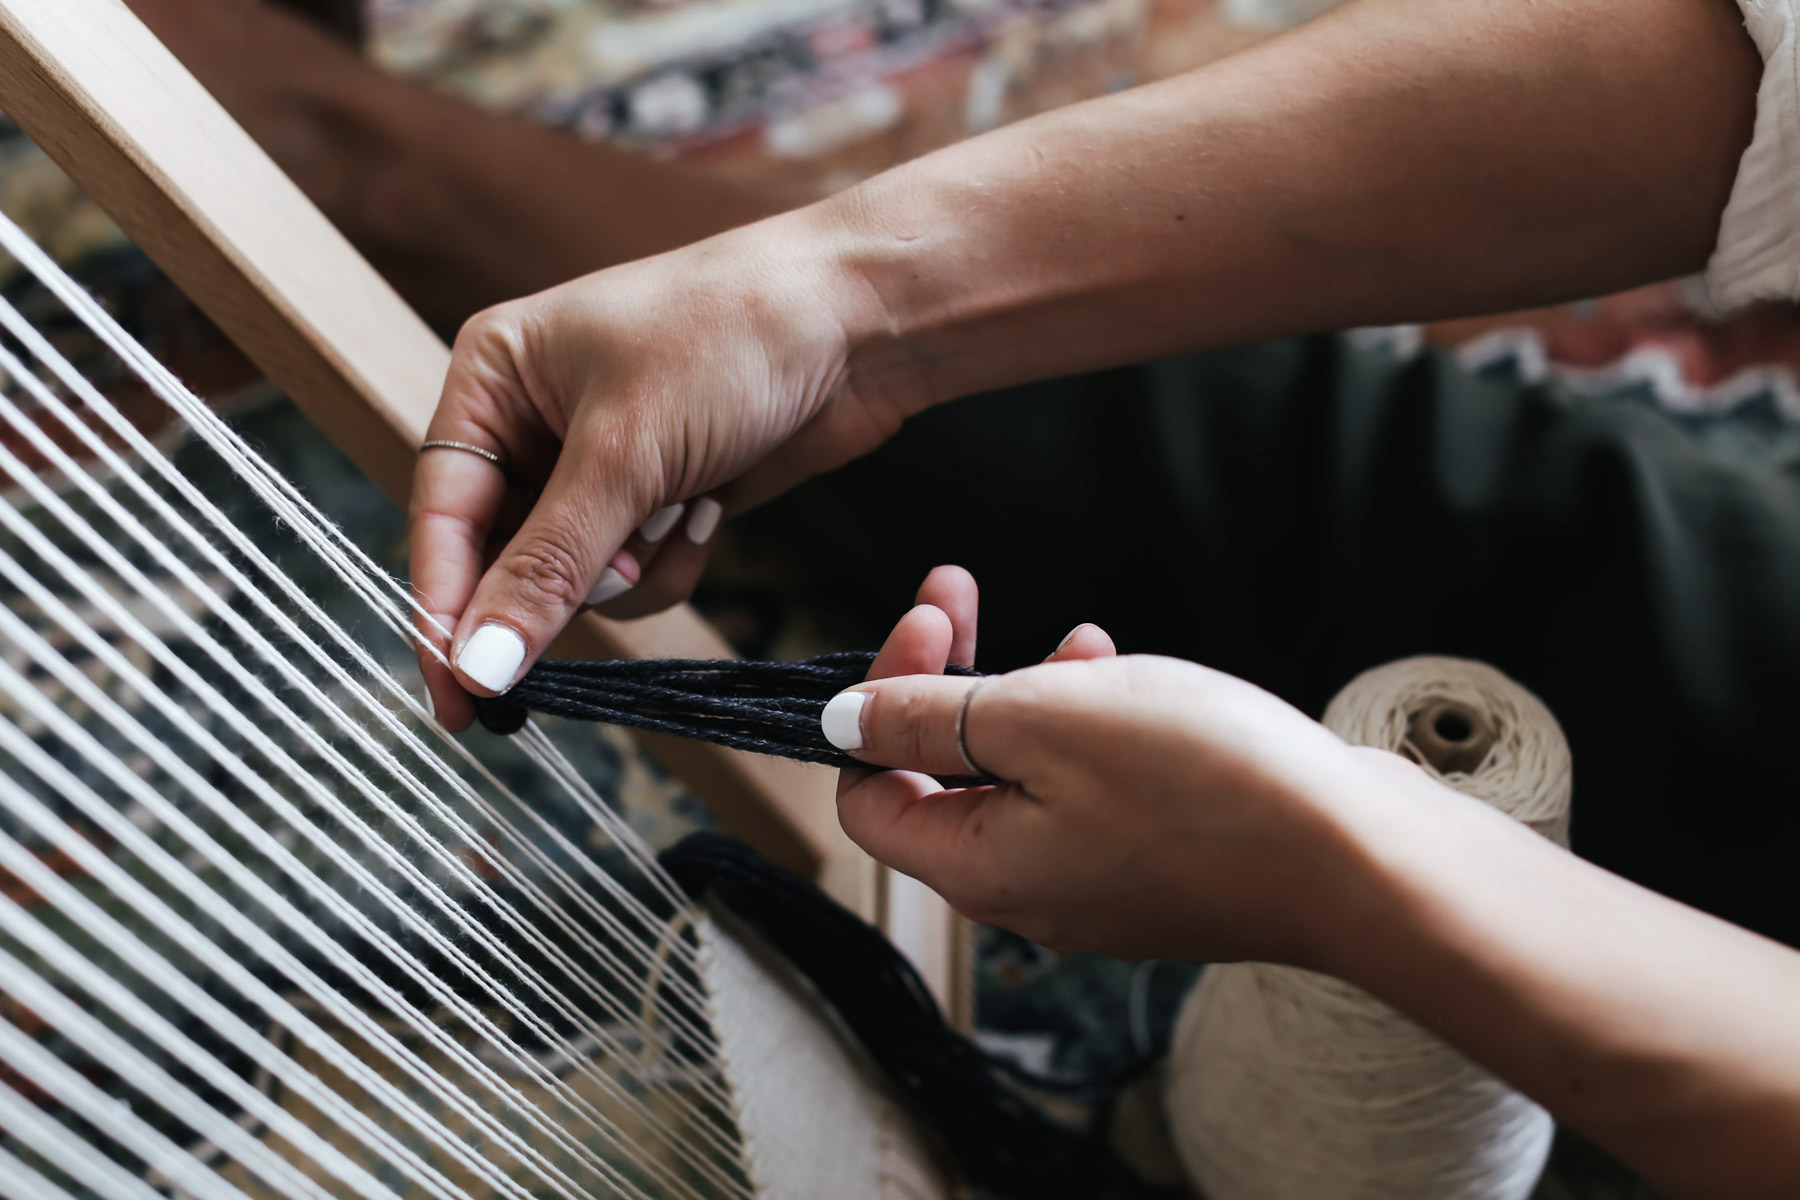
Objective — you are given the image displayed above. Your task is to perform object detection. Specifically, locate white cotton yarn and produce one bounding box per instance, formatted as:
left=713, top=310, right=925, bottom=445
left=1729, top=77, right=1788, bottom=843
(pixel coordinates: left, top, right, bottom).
left=1321, top=657, right=1572, bottom=847
left=1164, top=656, right=1572, bottom=1200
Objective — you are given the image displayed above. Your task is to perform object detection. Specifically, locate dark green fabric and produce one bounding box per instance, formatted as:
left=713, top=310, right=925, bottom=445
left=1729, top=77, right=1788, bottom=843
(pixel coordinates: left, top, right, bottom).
left=757, top=335, right=1800, bottom=948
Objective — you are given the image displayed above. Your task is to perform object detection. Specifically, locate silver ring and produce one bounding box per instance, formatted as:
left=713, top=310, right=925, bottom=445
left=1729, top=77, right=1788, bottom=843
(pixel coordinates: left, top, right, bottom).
left=955, top=677, right=990, bottom=776
left=420, top=440, right=503, bottom=468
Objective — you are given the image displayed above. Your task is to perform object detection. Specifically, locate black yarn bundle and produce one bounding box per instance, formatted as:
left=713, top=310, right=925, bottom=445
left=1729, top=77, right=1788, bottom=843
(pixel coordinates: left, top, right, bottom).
left=660, top=832, right=1154, bottom=1200
left=474, top=651, right=994, bottom=781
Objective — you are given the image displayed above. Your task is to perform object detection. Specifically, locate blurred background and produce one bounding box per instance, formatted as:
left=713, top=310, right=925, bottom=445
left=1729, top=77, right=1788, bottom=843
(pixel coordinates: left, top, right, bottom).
left=0, top=1, right=1772, bottom=1193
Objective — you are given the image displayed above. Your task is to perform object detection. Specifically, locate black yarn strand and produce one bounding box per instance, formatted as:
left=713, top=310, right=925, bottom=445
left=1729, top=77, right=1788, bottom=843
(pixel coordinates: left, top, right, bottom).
left=475, top=652, right=997, bottom=783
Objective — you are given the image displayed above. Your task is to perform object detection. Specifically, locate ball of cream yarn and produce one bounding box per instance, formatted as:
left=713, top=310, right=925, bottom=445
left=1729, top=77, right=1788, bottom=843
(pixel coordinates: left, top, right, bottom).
left=1164, top=657, right=1572, bottom=1200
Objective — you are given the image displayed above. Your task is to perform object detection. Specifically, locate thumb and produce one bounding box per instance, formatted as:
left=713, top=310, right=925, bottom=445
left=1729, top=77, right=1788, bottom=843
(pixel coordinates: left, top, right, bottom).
left=450, top=416, right=649, bottom=696
left=820, top=674, right=998, bottom=778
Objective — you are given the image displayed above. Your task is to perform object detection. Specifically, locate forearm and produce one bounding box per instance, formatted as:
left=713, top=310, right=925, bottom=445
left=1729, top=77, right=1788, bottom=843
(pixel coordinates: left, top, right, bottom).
left=1327, top=783, right=1800, bottom=1199
left=797, top=0, right=1758, bottom=409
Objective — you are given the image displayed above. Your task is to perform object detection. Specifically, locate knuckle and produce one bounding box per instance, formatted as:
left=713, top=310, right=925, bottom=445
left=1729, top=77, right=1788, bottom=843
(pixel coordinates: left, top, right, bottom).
left=497, top=537, right=589, bottom=615
left=455, top=303, right=517, bottom=352
left=887, top=688, right=940, bottom=763
left=570, top=407, right=672, bottom=504
left=589, top=392, right=652, bottom=442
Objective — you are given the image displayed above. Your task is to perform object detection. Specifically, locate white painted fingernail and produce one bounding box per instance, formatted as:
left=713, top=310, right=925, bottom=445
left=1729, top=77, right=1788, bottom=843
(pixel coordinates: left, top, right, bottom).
left=638, top=504, right=684, bottom=544
left=685, top=497, right=723, bottom=544
left=821, top=691, right=868, bottom=751
left=585, top=567, right=633, bottom=607
left=457, top=624, right=527, bottom=693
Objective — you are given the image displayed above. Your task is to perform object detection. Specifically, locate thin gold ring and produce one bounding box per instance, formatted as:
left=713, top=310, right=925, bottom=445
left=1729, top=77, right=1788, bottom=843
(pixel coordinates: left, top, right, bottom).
left=420, top=440, right=503, bottom=468
left=955, top=677, right=990, bottom=776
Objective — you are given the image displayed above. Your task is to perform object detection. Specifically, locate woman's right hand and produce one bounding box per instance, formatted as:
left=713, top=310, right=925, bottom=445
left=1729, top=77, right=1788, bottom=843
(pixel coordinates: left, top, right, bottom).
left=409, top=212, right=914, bottom=728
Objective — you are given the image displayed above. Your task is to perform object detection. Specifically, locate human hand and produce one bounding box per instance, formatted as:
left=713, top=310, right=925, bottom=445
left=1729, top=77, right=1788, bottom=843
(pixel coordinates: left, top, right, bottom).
left=408, top=214, right=912, bottom=729
left=825, top=569, right=1423, bottom=966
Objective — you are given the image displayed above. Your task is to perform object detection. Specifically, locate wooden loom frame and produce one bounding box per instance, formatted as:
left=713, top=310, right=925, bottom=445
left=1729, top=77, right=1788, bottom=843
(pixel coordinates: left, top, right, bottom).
left=0, top=0, right=968, bottom=1019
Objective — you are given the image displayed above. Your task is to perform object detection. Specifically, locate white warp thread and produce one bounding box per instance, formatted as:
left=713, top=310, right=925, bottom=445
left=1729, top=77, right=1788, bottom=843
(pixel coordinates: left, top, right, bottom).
left=0, top=204, right=934, bottom=1200
left=0, top=212, right=756, bottom=1197
left=1165, top=656, right=1572, bottom=1200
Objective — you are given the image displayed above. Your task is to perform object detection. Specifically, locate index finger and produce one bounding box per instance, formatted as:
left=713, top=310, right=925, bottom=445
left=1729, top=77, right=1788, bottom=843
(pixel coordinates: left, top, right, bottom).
left=409, top=446, right=510, bottom=731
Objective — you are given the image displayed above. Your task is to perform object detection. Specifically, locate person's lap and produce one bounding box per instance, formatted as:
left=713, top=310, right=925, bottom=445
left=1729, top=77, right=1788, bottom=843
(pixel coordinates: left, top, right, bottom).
left=755, top=335, right=1800, bottom=947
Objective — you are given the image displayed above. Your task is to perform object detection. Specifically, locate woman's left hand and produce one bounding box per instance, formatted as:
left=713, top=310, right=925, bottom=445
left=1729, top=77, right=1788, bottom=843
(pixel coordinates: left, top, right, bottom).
left=850, top=574, right=1800, bottom=1200
left=827, top=567, right=1434, bottom=966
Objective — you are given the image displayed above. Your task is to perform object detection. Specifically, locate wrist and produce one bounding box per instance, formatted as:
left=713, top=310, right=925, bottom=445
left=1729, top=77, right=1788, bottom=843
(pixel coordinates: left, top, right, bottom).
left=1305, top=768, right=1559, bottom=995
left=786, top=131, right=1107, bottom=416
left=766, top=188, right=957, bottom=422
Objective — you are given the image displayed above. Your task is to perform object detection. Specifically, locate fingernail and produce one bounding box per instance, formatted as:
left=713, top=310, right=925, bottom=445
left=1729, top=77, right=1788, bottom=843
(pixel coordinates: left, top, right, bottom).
left=457, top=625, right=527, bottom=693
left=1059, top=624, right=1085, bottom=649
left=821, top=691, right=868, bottom=751
left=585, top=567, right=633, bottom=607
left=421, top=688, right=435, bottom=720
left=685, top=497, right=723, bottom=544
left=638, top=504, right=685, bottom=544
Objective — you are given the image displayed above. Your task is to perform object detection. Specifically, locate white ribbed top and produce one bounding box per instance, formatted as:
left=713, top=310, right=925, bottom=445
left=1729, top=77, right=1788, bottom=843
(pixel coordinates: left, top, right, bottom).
left=1707, top=2, right=1800, bottom=306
